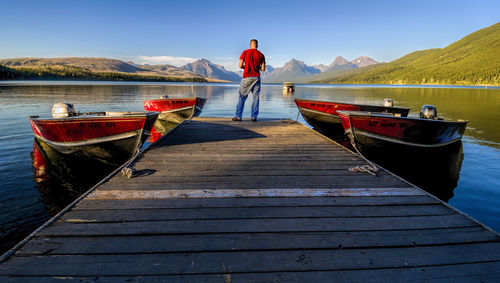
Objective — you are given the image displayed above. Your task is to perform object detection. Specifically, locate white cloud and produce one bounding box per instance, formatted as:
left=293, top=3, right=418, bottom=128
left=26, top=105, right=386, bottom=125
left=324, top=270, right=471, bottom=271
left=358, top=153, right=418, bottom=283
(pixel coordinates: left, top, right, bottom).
left=128, top=55, right=199, bottom=66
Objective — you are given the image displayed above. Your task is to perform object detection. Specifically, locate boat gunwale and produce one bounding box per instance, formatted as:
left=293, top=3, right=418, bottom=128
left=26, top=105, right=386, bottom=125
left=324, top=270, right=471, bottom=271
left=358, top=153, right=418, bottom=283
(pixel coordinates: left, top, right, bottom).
left=144, top=97, right=207, bottom=104
left=32, top=130, right=142, bottom=147
left=294, top=98, right=411, bottom=111
left=337, top=110, right=469, bottom=125
left=28, top=112, right=159, bottom=122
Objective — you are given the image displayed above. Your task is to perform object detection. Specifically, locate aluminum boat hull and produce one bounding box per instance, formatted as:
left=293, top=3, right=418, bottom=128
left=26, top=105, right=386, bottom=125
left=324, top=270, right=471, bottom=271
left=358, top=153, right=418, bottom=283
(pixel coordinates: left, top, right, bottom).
left=338, top=111, right=468, bottom=156
left=29, top=112, right=158, bottom=163
left=295, top=99, right=410, bottom=133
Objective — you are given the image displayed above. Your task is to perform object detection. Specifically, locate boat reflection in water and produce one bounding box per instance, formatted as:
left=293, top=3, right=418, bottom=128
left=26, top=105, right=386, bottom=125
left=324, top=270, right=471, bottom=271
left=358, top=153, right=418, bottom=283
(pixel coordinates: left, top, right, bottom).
left=145, top=97, right=207, bottom=144
left=320, top=131, right=464, bottom=202
left=31, top=139, right=123, bottom=214
left=363, top=141, right=464, bottom=202
left=32, top=98, right=208, bottom=212
left=31, top=121, right=181, bottom=213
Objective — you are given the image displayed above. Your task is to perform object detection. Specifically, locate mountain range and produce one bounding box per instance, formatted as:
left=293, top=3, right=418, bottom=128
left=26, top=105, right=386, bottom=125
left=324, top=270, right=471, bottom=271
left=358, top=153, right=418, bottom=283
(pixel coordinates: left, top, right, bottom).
left=2, top=21, right=498, bottom=85
left=0, top=57, right=209, bottom=82
left=264, top=56, right=378, bottom=83
left=180, top=59, right=241, bottom=82
left=179, top=56, right=377, bottom=83
left=0, top=56, right=377, bottom=83
left=311, top=21, right=500, bottom=86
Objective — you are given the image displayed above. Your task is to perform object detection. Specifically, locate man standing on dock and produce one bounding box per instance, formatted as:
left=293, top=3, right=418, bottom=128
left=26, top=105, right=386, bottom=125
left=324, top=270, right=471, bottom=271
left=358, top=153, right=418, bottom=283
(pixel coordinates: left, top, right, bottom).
left=233, top=39, right=266, bottom=122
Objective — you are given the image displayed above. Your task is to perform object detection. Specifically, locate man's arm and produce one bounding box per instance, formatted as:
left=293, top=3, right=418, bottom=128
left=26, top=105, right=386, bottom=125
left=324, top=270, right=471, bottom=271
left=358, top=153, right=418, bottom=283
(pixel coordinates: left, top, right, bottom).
left=260, top=61, right=266, bottom=72
left=239, top=59, right=244, bottom=69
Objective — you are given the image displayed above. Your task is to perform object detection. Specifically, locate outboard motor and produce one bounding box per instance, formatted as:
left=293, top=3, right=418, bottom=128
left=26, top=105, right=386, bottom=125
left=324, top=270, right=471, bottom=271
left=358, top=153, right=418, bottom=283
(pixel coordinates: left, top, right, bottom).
left=383, top=98, right=394, bottom=107
left=52, top=103, right=77, bottom=118
left=420, top=105, right=438, bottom=119
left=160, top=95, right=169, bottom=99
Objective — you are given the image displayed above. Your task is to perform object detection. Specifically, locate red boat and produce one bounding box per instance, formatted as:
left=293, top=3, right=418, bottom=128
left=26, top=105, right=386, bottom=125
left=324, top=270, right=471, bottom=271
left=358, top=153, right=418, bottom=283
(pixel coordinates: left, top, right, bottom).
left=338, top=105, right=468, bottom=155
left=29, top=103, right=158, bottom=164
left=143, top=97, right=207, bottom=120
left=295, top=98, right=410, bottom=132
left=143, top=97, right=207, bottom=143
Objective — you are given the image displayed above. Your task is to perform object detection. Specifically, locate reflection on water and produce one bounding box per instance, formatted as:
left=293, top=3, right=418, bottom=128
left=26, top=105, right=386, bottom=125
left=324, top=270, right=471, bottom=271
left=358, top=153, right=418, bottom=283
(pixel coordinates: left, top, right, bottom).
left=298, top=85, right=500, bottom=149
left=0, top=81, right=499, bottom=254
left=147, top=115, right=188, bottom=145
left=32, top=115, right=185, bottom=213
left=378, top=141, right=464, bottom=202
left=32, top=139, right=119, bottom=213
left=358, top=140, right=464, bottom=202
left=318, top=129, right=464, bottom=202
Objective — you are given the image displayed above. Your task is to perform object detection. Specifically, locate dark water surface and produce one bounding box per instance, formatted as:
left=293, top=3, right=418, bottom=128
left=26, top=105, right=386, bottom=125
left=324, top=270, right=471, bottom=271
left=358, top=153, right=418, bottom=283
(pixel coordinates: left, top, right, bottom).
left=0, top=81, right=499, bottom=253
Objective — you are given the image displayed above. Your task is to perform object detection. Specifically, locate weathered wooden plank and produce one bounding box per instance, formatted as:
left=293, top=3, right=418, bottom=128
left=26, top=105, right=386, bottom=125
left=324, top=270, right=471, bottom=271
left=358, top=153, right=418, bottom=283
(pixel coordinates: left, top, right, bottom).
left=3, top=261, right=500, bottom=283
left=117, top=170, right=396, bottom=177
left=155, top=144, right=342, bottom=148
left=141, top=153, right=358, bottom=160
left=159, top=134, right=321, bottom=139
left=17, top=227, right=494, bottom=256
left=144, top=151, right=348, bottom=160
left=86, top=188, right=423, bottom=200
left=146, top=150, right=352, bottom=156
left=161, top=130, right=326, bottom=135
left=133, top=160, right=365, bottom=166
left=104, top=172, right=402, bottom=180
left=104, top=180, right=409, bottom=190
left=106, top=174, right=406, bottom=183
left=159, top=139, right=329, bottom=144
left=165, top=132, right=314, bottom=136
left=74, top=196, right=440, bottom=210
left=99, top=182, right=411, bottom=191
left=3, top=243, right=500, bottom=276
left=38, top=214, right=476, bottom=236
left=59, top=204, right=452, bottom=223
left=133, top=163, right=368, bottom=171
left=155, top=150, right=350, bottom=155
left=157, top=143, right=340, bottom=148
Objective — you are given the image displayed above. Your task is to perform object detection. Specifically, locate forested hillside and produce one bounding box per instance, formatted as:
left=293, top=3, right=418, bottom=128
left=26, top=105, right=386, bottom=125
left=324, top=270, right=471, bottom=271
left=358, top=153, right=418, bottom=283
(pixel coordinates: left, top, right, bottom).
left=312, top=22, right=500, bottom=86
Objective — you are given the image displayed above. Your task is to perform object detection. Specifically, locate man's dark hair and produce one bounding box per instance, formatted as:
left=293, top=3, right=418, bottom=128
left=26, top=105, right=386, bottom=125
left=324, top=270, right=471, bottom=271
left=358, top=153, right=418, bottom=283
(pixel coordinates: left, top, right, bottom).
left=250, top=39, right=258, bottom=45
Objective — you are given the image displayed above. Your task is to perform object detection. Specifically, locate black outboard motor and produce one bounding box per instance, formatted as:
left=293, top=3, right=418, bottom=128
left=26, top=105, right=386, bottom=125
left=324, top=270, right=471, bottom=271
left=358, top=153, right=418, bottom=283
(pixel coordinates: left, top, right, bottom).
left=420, top=105, right=438, bottom=119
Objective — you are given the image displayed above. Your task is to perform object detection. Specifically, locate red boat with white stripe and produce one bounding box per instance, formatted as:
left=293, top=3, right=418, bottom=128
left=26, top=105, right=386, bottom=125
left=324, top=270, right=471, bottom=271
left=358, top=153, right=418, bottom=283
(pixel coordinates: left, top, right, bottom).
left=29, top=103, right=158, bottom=163
left=143, top=96, right=207, bottom=120
left=143, top=96, right=207, bottom=143
left=338, top=105, right=468, bottom=155
left=295, top=98, right=410, bottom=132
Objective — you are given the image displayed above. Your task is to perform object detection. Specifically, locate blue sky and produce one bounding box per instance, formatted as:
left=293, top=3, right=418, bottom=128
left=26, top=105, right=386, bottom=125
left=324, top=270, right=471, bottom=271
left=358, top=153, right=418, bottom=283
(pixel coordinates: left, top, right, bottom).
left=0, top=0, right=499, bottom=70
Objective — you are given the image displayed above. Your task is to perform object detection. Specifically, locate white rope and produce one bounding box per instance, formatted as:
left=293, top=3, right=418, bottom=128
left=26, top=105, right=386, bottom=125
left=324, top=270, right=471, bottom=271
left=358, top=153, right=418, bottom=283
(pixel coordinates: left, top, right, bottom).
left=348, top=137, right=379, bottom=176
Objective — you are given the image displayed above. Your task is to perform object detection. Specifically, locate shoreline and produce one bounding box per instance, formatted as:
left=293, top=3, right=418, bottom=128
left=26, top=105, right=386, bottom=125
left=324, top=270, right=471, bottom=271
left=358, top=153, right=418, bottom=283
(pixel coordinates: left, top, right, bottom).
left=1, top=79, right=499, bottom=89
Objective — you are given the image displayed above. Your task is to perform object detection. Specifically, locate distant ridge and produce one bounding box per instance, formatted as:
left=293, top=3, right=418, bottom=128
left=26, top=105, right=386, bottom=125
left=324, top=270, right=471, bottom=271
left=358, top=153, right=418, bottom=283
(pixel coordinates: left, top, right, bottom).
left=311, top=22, right=500, bottom=86
left=314, top=56, right=358, bottom=72
left=0, top=57, right=209, bottom=82
left=263, top=59, right=321, bottom=83
left=264, top=56, right=377, bottom=83
left=0, top=57, right=141, bottom=72
left=181, top=58, right=241, bottom=82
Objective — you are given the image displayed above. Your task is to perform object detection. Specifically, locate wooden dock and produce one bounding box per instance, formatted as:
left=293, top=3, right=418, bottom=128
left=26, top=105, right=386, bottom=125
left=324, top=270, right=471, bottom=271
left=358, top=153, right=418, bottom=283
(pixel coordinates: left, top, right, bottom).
left=1, top=117, right=500, bottom=282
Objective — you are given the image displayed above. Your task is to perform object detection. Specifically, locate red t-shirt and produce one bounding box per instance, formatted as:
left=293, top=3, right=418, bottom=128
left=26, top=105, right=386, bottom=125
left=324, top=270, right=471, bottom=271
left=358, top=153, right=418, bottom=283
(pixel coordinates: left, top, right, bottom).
left=240, top=49, right=265, bottom=78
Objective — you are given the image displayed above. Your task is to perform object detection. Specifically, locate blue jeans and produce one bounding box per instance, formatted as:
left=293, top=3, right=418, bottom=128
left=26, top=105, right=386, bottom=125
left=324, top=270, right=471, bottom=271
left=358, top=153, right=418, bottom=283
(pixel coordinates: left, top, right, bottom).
left=235, top=77, right=260, bottom=119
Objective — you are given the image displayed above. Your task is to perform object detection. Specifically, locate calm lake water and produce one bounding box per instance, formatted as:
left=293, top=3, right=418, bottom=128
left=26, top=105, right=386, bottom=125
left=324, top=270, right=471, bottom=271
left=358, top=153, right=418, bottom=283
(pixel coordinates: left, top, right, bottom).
left=0, top=81, right=499, bottom=253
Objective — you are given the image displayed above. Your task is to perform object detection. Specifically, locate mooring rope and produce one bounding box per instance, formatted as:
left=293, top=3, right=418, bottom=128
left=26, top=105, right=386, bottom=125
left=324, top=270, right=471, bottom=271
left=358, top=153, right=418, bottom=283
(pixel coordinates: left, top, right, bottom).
left=347, top=128, right=380, bottom=176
